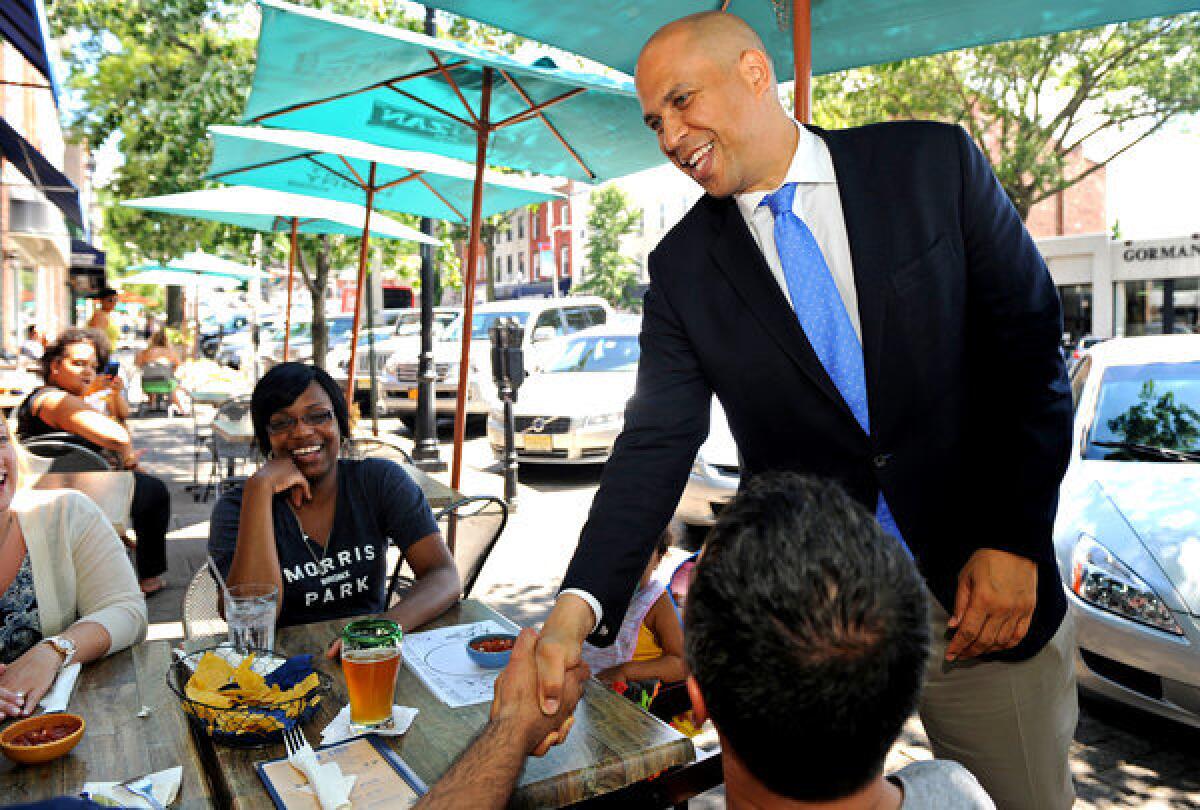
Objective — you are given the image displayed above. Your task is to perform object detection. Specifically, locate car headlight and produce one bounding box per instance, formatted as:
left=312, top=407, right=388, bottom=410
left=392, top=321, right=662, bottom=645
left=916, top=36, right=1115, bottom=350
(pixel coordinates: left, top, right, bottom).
left=1070, top=533, right=1183, bottom=635
left=583, top=412, right=623, bottom=429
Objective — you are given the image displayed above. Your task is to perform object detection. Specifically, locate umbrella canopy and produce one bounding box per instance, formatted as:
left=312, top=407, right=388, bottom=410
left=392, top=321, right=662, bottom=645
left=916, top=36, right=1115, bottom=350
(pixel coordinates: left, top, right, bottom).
left=117, top=268, right=242, bottom=289
left=207, top=125, right=560, bottom=222
left=420, top=0, right=1199, bottom=81
left=124, top=185, right=442, bottom=360
left=122, top=186, right=440, bottom=244
left=127, top=250, right=268, bottom=281
left=242, top=0, right=664, bottom=183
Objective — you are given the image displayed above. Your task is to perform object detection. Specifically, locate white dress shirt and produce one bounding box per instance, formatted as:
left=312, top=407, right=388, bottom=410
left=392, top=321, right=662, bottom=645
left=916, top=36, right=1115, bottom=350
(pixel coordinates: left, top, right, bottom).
left=734, top=121, right=862, bottom=340
left=564, top=124, right=863, bottom=636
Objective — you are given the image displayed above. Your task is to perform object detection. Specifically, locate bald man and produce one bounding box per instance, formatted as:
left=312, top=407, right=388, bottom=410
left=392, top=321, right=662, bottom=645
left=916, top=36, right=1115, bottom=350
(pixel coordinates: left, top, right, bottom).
left=536, top=12, right=1077, bottom=810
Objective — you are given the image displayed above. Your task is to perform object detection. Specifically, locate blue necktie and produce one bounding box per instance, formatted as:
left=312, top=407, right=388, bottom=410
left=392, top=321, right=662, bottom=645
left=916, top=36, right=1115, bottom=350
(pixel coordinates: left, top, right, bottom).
left=761, top=183, right=908, bottom=551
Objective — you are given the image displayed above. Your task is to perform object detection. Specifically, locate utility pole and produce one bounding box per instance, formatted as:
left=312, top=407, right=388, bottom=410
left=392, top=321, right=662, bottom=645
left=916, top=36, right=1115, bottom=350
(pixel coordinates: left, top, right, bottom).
left=412, top=4, right=447, bottom=471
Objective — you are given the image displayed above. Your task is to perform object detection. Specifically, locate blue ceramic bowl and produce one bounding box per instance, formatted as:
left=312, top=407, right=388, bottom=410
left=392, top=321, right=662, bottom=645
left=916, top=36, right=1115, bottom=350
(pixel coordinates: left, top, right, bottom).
left=466, top=633, right=517, bottom=669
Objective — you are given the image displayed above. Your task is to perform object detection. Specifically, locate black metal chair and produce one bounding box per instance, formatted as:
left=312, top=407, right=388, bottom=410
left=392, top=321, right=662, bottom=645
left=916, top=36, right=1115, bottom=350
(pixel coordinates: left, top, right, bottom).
left=21, top=433, right=113, bottom=472
left=208, top=395, right=260, bottom=496
left=388, top=495, right=509, bottom=603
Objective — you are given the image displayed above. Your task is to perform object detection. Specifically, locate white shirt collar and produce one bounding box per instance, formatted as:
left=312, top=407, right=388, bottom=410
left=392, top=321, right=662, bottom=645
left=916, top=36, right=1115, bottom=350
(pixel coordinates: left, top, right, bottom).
left=734, top=121, right=837, bottom=221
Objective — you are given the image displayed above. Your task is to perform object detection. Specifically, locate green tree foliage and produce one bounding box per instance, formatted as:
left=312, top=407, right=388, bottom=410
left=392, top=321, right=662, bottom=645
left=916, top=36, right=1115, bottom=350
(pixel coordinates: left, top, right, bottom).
left=812, top=15, right=1200, bottom=219
left=577, top=186, right=640, bottom=311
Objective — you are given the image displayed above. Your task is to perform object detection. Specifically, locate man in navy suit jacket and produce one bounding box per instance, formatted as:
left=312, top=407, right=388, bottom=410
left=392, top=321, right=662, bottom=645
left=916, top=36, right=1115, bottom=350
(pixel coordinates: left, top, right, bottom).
left=535, top=12, right=1077, bottom=809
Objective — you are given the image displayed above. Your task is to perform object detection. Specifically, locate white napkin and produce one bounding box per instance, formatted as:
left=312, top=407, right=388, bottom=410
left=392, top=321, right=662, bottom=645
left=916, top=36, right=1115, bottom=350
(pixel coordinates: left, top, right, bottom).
left=289, top=745, right=356, bottom=810
left=83, top=765, right=183, bottom=809
left=320, top=704, right=418, bottom=746
left=39, top=662, right=81, bottom=713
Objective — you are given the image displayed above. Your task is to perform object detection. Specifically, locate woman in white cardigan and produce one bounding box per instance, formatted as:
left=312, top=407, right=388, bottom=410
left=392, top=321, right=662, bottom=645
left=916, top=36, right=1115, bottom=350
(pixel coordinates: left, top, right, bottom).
left=0, top=419, right=147, bottom=720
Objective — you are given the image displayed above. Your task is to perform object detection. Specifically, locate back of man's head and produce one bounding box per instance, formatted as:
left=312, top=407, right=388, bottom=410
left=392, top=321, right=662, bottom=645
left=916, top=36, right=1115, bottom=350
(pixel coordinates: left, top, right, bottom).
left=686, top=473, right=929, bottom=802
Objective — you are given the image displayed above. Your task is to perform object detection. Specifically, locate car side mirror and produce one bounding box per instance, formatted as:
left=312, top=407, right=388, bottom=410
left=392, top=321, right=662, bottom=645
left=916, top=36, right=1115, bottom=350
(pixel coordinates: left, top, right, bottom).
left=532, top=326, right=557, bottom=343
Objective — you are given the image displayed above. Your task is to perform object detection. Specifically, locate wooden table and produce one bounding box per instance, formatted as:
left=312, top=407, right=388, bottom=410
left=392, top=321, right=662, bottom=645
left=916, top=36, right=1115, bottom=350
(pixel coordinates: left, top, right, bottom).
left=399, top=460, right=461, bottom=510
left=0, top=641, right=214, bottom=807
left=190, top=601, right=695, bottom=808
left=31, top=470, right=136, bottom=535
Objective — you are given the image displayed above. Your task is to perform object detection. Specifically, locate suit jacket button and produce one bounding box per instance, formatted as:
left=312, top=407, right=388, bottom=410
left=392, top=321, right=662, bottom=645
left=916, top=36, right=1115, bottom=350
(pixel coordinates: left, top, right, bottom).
left=597, top=626, right=608, bottom=637
left=873, top=454, right=890, bottom=469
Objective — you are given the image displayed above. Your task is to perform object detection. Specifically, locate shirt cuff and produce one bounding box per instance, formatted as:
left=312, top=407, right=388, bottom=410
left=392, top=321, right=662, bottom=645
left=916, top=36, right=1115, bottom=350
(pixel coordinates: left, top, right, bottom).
left=560, top=588, right=603, bottom=634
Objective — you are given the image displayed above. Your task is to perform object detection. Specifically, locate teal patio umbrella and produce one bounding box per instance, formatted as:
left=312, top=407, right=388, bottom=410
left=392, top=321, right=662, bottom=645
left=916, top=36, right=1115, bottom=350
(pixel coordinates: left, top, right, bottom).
left=206, top=124, right=560, bottom=413
left=123, top=185, right=439, bottom=359
left=122, top=251, right=267, bottom=359
left=239, top=0, right=666, bottom=487
left=422, top=0, right=1199, bottom=122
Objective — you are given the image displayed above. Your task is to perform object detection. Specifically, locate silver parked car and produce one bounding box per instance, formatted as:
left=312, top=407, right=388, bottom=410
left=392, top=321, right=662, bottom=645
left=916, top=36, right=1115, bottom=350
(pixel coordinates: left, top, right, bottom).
left=675, top=403, right=739, bottom=528
left=487, top=322, right=636, bottom=463
left=1054, top=335, right=1200, bottom=728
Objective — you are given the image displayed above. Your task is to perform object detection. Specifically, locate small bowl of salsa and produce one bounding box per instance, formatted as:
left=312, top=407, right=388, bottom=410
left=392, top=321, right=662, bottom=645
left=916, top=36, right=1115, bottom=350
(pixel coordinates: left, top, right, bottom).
left=466, top=633, right=517, bottom=669
left=0, top=713, right=86, bottom=764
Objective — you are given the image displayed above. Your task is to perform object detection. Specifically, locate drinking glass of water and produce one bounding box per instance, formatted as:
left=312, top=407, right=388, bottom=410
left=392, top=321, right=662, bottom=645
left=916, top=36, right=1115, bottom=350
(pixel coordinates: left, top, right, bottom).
left=226, top=584, right=277, bottom=653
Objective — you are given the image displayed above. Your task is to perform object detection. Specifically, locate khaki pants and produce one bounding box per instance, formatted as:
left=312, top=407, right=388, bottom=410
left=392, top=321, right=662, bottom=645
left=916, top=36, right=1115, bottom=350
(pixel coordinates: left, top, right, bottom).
left=919, top=593, right=1078, bottom=810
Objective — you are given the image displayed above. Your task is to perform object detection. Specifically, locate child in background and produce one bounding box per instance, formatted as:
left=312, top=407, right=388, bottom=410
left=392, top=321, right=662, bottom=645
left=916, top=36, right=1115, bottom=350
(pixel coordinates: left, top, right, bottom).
left=581, top=523, right=686, bottom=690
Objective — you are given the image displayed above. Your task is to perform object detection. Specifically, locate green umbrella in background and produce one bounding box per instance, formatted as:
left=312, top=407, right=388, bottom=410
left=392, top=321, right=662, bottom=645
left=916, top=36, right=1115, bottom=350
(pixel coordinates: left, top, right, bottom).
left=123, top=185, right=439, bottom=360
left=235, top=0, right=669, bottom=488
left=205, top=124, right=561, bottom=418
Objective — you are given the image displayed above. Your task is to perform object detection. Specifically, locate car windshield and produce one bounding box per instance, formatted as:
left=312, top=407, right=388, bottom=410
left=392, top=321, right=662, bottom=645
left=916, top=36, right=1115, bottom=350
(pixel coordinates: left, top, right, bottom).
left=548, top=335, right=640, bottom=373
left=440, top=312, right=531, bottom=342
left=393, top=311, right=459, bottom=338
left=1086, top=361, right=1200, bottom=460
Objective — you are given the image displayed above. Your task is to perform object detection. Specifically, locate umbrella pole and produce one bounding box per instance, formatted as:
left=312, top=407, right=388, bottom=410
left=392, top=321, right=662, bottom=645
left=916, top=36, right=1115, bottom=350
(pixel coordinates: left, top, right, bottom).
left=284, top=218, right=298, bottom=359
left=345, top=162, right=378, bottom=420
left=793, top=0, right=812, bottom=123
left=451, top=67, right=493, bottom=492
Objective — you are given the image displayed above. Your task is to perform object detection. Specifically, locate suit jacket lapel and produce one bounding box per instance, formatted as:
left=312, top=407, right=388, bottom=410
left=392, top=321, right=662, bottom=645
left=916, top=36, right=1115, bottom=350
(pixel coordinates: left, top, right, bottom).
left=809, top=125, right=889, bottom=422
left=708, top=197, right=859, bottom=426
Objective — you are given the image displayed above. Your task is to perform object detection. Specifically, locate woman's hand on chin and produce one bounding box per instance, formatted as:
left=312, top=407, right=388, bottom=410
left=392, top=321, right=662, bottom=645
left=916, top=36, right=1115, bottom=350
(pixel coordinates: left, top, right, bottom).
left=251, top=456, right=312, bottom=508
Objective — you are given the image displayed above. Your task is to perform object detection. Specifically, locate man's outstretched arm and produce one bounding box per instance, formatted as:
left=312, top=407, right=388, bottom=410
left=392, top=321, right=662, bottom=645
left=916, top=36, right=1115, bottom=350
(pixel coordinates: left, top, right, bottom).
left=414, top=629, right=588, bottom=810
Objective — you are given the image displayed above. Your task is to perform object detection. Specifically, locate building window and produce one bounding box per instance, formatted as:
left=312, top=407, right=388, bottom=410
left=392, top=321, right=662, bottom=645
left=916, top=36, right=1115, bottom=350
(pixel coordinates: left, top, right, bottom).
left=517, top=214, right=525, bottom=239
left=1057, top=283, right=1093, bottom=344
left=560, top=246, right=569, bottom=278
left=518, top=252, right=526, bottom=280
left=506, top=255, right=513, bottom=281
left=532, top=211, right=540, bottom=240
left=1122, top=278, right=1200, bottom=337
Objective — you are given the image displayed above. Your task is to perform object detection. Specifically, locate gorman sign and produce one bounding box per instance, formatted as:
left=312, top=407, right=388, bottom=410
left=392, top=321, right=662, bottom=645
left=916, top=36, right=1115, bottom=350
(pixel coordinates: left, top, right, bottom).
left=1121, top=239, right=1200, bottom=263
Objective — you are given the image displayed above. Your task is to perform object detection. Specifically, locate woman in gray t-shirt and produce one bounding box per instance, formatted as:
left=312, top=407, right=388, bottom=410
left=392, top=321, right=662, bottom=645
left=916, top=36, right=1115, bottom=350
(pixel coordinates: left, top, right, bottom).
left=208, top=364, right=460, bottom=641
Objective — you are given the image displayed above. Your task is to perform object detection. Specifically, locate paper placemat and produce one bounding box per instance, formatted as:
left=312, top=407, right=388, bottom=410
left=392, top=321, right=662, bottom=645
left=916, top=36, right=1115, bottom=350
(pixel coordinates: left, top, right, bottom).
left=401, top=620, right=513, bottom=708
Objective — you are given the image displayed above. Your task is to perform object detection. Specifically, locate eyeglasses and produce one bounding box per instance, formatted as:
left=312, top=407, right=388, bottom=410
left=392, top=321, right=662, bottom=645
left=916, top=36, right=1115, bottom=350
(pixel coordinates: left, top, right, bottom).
left=266, top=409, right=335, bottom=435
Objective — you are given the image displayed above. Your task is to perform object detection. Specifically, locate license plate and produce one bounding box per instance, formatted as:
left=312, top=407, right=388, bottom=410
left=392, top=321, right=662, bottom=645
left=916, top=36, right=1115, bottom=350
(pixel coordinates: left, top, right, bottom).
left=407, top=389, right=419, bottom=400
left=523, top=434, right=554, bottom=452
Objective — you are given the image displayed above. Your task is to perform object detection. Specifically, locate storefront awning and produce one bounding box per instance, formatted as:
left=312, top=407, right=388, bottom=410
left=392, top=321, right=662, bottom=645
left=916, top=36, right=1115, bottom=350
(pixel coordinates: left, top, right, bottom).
left=0, top=116, right=83, bottom=228
left=0, top=0, right=58, bottom=100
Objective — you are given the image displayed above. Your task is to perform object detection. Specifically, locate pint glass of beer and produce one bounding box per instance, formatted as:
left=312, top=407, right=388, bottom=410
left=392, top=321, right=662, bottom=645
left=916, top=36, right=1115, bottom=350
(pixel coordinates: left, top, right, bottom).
left=341, top=619, right=403, bottom=730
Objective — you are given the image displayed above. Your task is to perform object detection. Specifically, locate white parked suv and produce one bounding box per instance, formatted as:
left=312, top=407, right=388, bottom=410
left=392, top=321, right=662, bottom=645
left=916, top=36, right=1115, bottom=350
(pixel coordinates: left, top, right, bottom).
left=378, top=296, right=614, bottom=425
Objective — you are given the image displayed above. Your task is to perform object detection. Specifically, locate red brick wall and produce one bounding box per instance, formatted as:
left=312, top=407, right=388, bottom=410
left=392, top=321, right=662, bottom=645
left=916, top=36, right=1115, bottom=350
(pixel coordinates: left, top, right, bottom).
left=1025, top=148, right=1106, bottom=238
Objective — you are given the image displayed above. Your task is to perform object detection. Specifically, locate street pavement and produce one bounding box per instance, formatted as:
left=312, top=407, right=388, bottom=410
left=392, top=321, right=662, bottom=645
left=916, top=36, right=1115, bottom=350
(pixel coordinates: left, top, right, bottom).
left=127, top=409, right=1199, bottom=809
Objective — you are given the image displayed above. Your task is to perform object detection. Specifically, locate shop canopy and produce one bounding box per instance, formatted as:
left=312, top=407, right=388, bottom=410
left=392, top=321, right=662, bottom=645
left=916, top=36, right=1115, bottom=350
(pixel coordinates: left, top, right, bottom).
left=0, top=116, right=82, bottom=227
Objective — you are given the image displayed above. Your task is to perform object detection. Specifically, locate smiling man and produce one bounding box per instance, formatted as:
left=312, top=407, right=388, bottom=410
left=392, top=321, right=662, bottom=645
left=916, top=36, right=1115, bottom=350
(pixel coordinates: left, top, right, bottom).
left=535, top=12, right=1077, bottom=810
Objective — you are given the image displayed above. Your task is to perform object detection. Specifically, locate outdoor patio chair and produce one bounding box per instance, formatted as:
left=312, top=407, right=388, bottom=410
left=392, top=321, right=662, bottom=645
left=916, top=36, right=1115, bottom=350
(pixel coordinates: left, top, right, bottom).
left=343, top=435, right=414, bottom=465
left=208, top=394, right=261, bottom=495
left=138, top=361, right=178, bottom=416
left=387, top=495, right=509, bottom=603
left=20, top=433, right=113, bottom=473
left=182, top=564, right=228, bottom=641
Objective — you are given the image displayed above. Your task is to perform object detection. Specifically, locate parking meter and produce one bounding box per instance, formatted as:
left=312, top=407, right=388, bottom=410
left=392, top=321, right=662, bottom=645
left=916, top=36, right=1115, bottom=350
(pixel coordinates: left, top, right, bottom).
left=489, top=318, right=525, bottom=509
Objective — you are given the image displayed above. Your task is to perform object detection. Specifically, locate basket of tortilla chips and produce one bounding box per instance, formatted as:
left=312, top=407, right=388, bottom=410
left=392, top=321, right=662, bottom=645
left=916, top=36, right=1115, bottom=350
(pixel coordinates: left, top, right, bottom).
left=168, top=647, right=330, bottom=747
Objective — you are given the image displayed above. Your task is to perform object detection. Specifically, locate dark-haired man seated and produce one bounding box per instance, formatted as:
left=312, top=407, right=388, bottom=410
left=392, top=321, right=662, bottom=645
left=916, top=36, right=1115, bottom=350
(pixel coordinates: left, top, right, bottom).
left=415, top=472, right=991, bottom=809
left=686, top=472, right=993, bottom=808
